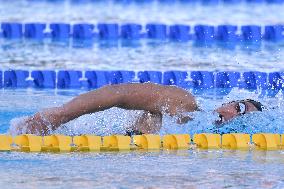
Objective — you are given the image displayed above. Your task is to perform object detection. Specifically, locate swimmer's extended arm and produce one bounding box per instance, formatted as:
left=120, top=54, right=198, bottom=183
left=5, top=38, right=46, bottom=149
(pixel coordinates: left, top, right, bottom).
left=18, top=83, right=196, bottom=135
left=24, top=85, right=124, bottom=135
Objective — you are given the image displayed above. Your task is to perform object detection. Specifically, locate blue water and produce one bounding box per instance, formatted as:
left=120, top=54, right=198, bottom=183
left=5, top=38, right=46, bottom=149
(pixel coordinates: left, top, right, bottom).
left=0, top=88, right=284, bottom=189
left=0, top=1, right=284, bottom=71
left=1, top=40, right=284, bottom=72
left=0, top=0, right=284, bottom=188
left=0, top=150, right=283, bottom=189
left=1, top=0, right=284, bottom=25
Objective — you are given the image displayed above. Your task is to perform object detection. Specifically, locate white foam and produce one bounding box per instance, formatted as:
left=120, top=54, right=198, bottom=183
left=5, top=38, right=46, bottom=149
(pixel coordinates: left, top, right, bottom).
left=8, top=116, right=30, bottom=136
left=54, top=108, right=142, bottom=136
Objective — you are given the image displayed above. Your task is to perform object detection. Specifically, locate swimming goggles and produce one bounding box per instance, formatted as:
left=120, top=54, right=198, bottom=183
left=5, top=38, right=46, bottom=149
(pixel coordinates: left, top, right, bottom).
left=236, top=101, right=247, bottom=115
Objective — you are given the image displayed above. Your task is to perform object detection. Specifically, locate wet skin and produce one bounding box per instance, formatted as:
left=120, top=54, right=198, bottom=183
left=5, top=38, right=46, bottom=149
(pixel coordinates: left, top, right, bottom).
left=215, top=101, right=259, bottom=125
left=18, top=83, right=198, bottom=135
left=13, top=83, right=260, bottom=135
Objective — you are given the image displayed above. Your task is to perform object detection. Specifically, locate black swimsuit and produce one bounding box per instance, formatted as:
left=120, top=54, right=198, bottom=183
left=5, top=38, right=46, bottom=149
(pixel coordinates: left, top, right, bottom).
left=125, top=129, right=144, bottom=136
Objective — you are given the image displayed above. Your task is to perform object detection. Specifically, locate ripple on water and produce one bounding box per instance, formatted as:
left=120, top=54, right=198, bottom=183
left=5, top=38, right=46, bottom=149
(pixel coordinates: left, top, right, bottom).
left=0, top=151, right=283, bottom=188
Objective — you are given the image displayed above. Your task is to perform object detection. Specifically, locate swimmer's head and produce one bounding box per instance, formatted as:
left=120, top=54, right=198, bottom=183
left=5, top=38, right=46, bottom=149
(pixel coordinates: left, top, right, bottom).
left=214, top=99, right=264, bottom=125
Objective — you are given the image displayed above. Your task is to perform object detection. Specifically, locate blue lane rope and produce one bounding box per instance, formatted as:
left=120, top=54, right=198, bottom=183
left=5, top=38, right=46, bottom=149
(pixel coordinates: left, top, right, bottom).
left=1, top=70, right=284, bottom=96
left=1, top=23, right=283, bottom=43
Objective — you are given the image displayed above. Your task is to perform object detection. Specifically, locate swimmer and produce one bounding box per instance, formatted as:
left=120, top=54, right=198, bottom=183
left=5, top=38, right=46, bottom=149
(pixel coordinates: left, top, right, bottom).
left=10, top=83, right=264, bottom=135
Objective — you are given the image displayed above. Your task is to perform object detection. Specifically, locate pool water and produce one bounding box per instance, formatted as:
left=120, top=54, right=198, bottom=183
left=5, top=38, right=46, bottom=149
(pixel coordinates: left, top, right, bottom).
left=1, top=40, right=284, bottom=72
left=0, top=88, right=284, bottom=188
left=0, top=150, right=284, bottom=189
left=0, top=1, right=284, bottom=71
left=1, top=0, right=284, bottom=25
left=1, top=0, right=284, bottom=188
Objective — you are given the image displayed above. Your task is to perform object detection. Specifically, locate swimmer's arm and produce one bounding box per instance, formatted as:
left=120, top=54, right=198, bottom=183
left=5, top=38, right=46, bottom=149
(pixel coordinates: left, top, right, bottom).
left=24, top=85, right=124, bottom=134
left=168, top=106, right=197, bottom=125
left=176, top=106, right=202, bottom=124
left=49, top=83, right=164, bottom=127
left=25, top=84, right=154, bottom=134
left=45, top=85, right=124, bottom=127
left=62, top=86, right=122, bottom=118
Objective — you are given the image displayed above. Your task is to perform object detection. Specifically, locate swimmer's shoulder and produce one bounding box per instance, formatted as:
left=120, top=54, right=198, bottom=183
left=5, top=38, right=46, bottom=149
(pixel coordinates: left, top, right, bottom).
left=110, top=83, right=193, bottom=98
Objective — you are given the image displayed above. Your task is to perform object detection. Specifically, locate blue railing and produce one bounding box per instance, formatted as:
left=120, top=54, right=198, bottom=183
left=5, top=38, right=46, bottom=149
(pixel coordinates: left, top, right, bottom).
left=1, top=70, right=284, bottom=96
left=1, top=23, right=284, bottom=43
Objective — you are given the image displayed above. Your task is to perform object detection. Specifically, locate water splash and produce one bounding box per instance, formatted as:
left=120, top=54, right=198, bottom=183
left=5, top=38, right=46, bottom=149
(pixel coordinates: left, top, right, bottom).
left=6, top=88, right=284, bottom=136
left=206, top=110, right=284, bottom=134
left=54, top=108, right=142, bottom=136
left=9, top=116, right=30, bottom=136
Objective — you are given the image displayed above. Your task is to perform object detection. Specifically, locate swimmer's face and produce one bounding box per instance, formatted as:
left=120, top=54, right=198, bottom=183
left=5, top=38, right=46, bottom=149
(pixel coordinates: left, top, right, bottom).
left=214, top=101, right=259, bottom=125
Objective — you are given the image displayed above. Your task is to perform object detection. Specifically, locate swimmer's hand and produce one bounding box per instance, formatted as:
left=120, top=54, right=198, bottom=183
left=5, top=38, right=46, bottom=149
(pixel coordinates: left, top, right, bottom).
left=9, top=107, right=66, bottom=135
left=9, top=113, right=51, bottom=135
left=26, top=113, right=51, bottom=135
